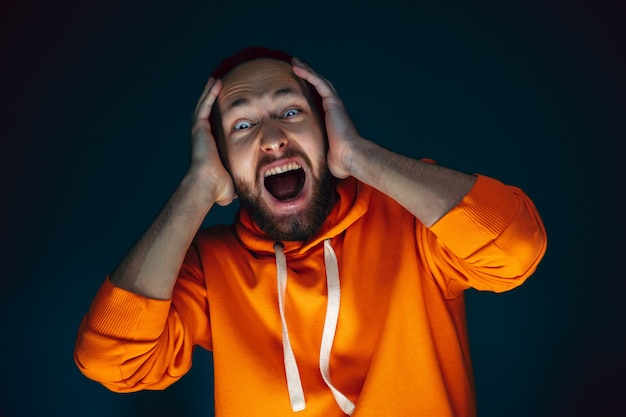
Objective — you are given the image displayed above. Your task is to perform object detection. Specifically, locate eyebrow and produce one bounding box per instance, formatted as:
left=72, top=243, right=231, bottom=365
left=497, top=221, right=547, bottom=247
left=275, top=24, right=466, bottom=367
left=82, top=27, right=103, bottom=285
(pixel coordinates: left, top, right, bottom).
left=222, top=87, right=305, bottom=117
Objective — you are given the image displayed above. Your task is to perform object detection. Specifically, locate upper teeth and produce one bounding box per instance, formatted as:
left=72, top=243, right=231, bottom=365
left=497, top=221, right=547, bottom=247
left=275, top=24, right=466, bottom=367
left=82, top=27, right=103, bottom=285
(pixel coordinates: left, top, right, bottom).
left=264, top=162, right=302, bottom=177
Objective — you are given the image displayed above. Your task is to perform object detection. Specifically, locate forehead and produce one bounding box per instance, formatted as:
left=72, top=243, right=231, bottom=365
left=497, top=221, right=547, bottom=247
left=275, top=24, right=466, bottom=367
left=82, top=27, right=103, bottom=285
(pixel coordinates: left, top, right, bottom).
left=218, top=59, right=308, bottom=112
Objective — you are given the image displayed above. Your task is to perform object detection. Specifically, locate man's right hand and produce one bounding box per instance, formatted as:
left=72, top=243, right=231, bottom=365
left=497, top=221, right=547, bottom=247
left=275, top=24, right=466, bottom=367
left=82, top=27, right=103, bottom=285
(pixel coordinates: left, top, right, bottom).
left=108, top=77, right=236, bottom=299
left=190, top=77, right=236, bottom=207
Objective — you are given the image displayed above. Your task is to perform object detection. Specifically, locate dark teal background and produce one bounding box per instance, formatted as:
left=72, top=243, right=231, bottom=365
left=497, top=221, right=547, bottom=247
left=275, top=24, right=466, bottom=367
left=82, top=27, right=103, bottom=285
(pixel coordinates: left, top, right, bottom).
left=1, top=0, right=623, bottom=416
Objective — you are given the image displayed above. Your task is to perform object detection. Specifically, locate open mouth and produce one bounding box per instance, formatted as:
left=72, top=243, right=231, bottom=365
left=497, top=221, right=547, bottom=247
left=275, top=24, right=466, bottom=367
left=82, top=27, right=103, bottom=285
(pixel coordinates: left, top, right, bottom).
left=264, top=162, right=305, bottom=201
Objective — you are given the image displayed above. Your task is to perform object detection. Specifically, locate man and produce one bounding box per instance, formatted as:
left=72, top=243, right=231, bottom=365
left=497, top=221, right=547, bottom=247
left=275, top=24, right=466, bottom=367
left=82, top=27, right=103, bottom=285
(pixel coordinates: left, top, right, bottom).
left=74, top=46, right=547, bottom=416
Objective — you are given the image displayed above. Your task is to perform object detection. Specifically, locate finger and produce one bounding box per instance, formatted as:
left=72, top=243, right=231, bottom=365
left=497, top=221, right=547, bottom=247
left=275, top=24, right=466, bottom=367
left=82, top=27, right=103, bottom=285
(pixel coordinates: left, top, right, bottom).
left=193, top=77, right=214, bottom=119
left=193, top=78, right=222, bottom=122
left=294, top=59, right=339, bottom=95
left=291, top=58, right=338, bottom=99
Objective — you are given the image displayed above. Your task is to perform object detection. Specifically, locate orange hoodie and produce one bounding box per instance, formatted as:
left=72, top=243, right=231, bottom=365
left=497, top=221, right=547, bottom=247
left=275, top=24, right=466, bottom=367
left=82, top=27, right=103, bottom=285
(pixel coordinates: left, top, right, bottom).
left=75, top=175, right=546, bottom=416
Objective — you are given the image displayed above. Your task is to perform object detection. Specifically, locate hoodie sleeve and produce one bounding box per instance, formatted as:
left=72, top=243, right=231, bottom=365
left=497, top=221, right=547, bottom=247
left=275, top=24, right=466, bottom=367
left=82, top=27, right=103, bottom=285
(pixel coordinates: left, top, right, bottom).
left=423, top=174, right=547, bottom=298
left=73, top=241, right=211, bottom=392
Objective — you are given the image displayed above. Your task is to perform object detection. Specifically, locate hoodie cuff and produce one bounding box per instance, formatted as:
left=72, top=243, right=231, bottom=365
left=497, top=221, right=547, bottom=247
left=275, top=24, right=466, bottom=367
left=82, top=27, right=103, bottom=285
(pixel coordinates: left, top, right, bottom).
left=85, top=277, right=172, bottom=341
left=429, top=175, right=519, bottom=258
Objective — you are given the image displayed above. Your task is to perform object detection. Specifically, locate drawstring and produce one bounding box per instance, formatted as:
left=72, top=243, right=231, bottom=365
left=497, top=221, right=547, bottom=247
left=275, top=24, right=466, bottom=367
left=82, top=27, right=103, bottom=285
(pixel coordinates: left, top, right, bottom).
left=273, top=240, right=356, bottom=415
left=320, top=240, right=356, bottom=415
left=275, top=242, right=306, bottom=412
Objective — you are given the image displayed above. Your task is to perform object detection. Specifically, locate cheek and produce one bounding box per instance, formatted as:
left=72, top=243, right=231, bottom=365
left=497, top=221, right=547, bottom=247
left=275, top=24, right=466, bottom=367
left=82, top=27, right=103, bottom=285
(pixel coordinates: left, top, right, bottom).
left=291, top=121, right=325, bottom=151
left=225, top=144, right=257, bottom=180
left=302, top=131, right=327, bottom=161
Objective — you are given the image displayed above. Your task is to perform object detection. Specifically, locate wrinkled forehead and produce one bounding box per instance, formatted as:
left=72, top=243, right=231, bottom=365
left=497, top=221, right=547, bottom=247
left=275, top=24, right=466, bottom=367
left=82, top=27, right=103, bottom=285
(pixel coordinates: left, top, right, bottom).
left=218, top=58, right=309, bottom=111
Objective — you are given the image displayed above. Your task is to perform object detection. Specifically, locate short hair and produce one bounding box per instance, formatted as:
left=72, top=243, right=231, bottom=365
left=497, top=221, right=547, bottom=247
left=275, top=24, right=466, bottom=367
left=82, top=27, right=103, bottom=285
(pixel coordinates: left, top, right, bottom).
left=207, top=46, right=325, bottom=144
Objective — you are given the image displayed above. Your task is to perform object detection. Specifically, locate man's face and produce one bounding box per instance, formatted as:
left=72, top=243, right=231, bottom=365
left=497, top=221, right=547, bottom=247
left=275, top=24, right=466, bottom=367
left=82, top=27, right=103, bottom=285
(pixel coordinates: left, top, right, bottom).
left=217, top=58, right=335, bottom=242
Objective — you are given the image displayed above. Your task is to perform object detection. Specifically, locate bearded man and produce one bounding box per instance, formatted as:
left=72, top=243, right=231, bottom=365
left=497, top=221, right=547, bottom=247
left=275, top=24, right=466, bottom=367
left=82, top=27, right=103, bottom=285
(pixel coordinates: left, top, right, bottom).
left=75, top=47, right=547, bottom=416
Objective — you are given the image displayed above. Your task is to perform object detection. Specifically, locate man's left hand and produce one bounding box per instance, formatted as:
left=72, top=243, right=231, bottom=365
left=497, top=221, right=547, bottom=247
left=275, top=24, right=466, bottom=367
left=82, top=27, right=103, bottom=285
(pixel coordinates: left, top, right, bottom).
left=292, top=58, right=361, bottom=179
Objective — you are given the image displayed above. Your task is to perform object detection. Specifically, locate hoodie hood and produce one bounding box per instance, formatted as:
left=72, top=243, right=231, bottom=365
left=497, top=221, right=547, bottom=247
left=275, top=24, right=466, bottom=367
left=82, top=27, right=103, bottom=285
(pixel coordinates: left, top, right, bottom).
left=234, top=177, right=371, bottom=255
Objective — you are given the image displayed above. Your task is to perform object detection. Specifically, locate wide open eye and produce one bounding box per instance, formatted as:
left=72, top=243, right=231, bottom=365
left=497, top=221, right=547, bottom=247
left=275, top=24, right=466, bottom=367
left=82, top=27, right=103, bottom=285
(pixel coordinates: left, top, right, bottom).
left=233, top=120, right=254, bottom=131
left=281, top=108, right=300, bottom=118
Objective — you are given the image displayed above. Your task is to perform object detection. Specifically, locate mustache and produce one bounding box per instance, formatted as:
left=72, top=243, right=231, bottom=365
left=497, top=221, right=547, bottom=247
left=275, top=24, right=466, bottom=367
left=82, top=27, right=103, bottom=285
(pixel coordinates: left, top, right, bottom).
left=256, top=148, right=313, bottom=174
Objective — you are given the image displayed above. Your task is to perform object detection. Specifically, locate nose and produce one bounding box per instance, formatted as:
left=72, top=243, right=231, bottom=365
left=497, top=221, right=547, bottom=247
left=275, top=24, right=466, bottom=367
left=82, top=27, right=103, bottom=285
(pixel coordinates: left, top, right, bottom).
left=260, top=121, right=288, bottom=153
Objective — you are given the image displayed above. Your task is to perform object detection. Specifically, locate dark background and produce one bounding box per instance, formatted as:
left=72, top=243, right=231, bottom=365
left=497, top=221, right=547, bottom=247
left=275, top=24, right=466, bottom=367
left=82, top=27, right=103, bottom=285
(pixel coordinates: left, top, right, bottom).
left=1, top=0, right=624, bottom=416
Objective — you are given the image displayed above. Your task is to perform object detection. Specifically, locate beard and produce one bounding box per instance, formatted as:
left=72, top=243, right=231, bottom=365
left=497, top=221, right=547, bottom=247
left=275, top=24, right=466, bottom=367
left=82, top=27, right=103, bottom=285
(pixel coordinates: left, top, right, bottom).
left=234, top=153, right=336, bottom=242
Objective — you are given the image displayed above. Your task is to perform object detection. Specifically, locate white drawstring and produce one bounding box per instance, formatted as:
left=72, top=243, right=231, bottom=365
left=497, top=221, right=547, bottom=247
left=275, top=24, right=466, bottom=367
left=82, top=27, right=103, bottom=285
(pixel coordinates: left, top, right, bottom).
left=273, top=239, right=355, bottom=415
left=320, top=239, right=356, bottom=415
left=274, top=242, right=306, bottom=412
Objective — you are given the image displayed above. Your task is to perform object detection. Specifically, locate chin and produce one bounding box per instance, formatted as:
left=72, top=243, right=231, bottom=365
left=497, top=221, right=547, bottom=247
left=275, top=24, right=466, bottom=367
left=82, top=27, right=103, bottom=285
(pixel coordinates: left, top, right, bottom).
left=247, top=197, right=325, bottom=242
left=239, top=177, right=335, bottom=242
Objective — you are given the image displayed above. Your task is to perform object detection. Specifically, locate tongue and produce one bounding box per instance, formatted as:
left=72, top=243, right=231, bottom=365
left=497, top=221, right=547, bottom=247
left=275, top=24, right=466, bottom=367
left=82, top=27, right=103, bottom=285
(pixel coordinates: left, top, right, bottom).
left=264, top=168, right=305, bottom=201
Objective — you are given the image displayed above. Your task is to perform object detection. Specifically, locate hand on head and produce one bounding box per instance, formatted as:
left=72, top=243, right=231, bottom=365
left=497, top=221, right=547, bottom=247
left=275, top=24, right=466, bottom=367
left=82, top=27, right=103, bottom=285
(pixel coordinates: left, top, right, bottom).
left=291, top=58, right=362, bottom=180
left=191, top=77, right=237, bottom=206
